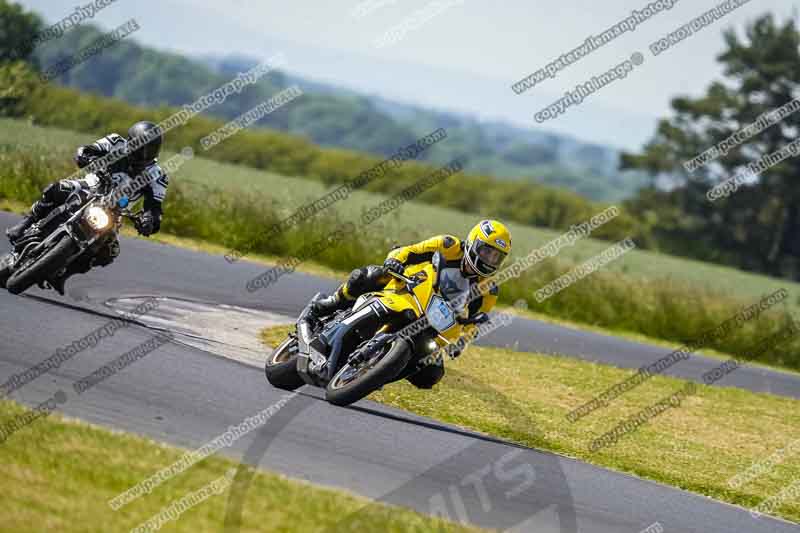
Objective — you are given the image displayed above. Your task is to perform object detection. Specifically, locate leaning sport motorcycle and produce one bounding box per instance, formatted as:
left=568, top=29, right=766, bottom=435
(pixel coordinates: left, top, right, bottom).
left=265, top=256, right=488, bottom=406
left=0, top=172, right=141, bottom=295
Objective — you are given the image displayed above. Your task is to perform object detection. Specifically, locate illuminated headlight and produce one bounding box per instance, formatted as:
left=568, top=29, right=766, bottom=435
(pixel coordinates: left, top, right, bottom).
left=85, top=206, right=111, bottom=230
left=426, top=340, right=438, bottom=353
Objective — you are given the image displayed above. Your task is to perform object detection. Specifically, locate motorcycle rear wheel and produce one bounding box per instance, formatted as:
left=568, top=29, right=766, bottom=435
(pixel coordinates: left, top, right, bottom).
left=265, top=336, right=305, bottom=391
left=6, top=237, right=78, bottom=295
left=325, top=338, right=412, bottom=407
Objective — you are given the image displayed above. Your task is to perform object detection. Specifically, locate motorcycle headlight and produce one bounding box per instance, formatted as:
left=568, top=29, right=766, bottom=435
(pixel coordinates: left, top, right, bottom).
left=426, top=339, right=438, bottom=353
left=85, top=206, right=111, bottom=230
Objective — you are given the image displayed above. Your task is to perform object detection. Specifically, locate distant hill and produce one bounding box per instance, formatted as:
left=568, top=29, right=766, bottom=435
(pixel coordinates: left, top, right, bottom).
left=34, top=24, right=648, bottom=201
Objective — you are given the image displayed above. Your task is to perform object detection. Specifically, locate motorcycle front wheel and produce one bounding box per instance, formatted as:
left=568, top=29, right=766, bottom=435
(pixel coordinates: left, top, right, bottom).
left=325, top=338, right=412, bottom=407
left=0, top=254, right=13, bottom=289
left=6, top=237, right=79, bottom=295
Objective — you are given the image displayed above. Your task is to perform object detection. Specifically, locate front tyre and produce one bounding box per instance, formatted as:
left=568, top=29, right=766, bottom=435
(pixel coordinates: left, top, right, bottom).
left=325, top=338, right=412, bottom=407
left=265, top=336, right=305, bottom=391
left=0, top=254, right=13, bottom=289
left=6, top=237, right=78, bottom=295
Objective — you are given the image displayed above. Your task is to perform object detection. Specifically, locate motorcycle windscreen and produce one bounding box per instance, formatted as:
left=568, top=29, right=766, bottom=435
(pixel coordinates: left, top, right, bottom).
left=436, top=267, right=471, bottom=313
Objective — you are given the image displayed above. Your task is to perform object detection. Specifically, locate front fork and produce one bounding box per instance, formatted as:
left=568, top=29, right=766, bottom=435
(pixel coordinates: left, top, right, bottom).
left=296, top=296, right=395, bottom=385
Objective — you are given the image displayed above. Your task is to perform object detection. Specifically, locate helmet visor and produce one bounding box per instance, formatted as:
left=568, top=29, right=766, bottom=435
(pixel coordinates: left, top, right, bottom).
left=473, top=241, right=506, bottom=275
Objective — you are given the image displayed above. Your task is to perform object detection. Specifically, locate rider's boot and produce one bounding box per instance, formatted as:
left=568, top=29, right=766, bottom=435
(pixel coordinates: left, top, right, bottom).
left=309, top=287, right=350, bottom=321
left=6, top=201, right=51, bottom=243
left=6, top=213, right=38, bottom=243
left=309, top=265, right=390, bottom=321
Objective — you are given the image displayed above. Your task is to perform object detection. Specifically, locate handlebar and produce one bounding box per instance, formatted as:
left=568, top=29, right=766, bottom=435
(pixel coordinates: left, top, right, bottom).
left=386, top=269, right=417, bottom=286
left=388, top=269, right=489, bottom=327
left=457, top=312, right=490, bottom=326
left=119, top=208, right=140, bottom=220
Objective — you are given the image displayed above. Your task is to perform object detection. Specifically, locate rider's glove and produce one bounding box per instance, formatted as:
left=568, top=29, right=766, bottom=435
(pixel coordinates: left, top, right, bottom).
left=75, top=153, right=95, bottom=169
left=383, top=257, right=404, bottom=275
left=75, top=145, right=104, bottom=169
left=135, top=211, right=159, bottom=237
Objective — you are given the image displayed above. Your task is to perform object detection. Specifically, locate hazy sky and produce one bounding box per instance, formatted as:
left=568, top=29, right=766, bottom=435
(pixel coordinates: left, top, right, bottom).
left=18, top=0, right=800, bottom=150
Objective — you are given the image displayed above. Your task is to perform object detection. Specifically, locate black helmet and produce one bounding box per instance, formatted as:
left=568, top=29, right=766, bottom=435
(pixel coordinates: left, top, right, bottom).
left=127, top=121, right=163, bottom=169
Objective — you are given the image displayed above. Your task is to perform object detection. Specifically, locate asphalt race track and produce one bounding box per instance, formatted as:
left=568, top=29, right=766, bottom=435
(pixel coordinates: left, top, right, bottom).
left=0, top=211, right=797, bottom=532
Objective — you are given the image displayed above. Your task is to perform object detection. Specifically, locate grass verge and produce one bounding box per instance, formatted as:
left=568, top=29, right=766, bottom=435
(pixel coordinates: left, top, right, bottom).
left=0, top=399, right=480, bottom=533
left=261, top=325, right=800, bottom=524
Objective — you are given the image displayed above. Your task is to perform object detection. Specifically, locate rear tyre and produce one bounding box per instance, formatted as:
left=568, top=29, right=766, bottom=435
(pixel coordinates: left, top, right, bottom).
left=6, top=237, right=78, bottom=295
left=325, top=338, right=412, bottom=407
left=265, top=336, right=305, bottom=391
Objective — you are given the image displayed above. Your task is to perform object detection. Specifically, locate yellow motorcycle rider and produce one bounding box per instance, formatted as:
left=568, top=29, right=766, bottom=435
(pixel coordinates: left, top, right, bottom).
left=309, top=219, right=512, bottom=388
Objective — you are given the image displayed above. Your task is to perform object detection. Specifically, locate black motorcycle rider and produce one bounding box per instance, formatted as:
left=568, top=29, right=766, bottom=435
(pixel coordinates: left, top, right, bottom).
left=5, top=121, right=169, bottom=294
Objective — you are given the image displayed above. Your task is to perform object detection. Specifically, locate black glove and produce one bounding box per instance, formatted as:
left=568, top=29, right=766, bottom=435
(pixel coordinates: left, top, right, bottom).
left=383, top=257, right=404, bottom=275
left=75, top=153, right=95, bottom=169
left=447, top=345, right=462, bottom=359
left=134, top=211, right=159, bottom=237
left=75, top=145, right=105, bottom=168
left=457, top=312, right=490, bottom=326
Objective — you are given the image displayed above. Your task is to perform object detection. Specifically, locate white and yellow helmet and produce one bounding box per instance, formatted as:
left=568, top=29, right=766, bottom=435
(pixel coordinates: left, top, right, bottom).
left=463, top=220, right=512, bottom=278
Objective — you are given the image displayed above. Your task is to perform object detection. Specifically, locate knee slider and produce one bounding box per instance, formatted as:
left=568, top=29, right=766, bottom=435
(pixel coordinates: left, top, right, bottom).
left=346, top=267, right=369, bottom=292
left=42, top=182, right=61, bottom=201
left=365, top=265, right=391, bottom=285
left=108, top=240, right=121, bottom=259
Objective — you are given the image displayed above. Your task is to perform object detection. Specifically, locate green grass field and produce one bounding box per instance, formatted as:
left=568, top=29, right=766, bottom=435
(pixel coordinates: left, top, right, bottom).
left=262, top=325, right=800, bottom=524
left=2, top=117, right=797, bottom=311
left=0, top=399, right=479, bottom=533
